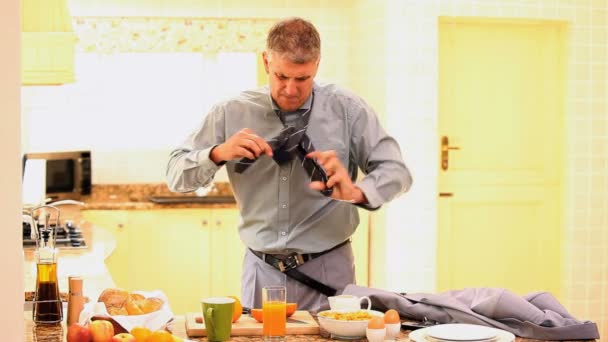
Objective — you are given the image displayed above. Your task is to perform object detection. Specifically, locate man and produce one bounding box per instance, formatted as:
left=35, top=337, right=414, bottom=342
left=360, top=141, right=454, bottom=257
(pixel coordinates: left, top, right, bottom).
left=166, top=17, right=411, bottom=312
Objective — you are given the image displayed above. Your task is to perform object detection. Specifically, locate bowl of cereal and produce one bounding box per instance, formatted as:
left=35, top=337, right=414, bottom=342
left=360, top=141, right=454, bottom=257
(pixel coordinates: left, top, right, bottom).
left=317, top=309, right=384, bottom=338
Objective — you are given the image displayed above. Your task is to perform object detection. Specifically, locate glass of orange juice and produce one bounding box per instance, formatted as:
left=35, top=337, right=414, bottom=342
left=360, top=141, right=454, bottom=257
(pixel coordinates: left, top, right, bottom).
left=262, top=285, right=286, bottom=342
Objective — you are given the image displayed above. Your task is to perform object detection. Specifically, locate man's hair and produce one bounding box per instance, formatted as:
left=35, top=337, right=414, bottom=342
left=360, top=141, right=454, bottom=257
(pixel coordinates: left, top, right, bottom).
left=266, top=17, right=321, bottom=64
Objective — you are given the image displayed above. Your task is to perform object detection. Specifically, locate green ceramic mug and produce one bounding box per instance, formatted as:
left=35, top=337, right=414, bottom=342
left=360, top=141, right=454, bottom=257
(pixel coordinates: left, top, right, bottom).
left=202, top=297, right=235, bottom=341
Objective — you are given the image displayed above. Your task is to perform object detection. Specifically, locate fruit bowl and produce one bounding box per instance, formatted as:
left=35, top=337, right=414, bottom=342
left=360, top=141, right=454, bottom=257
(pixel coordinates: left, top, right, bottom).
left=317, top=309, right=383, bottom=338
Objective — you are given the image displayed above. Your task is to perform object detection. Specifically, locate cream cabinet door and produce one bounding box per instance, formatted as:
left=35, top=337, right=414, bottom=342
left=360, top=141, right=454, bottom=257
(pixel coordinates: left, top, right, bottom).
left=126, top=209, right=213, bottom=315
left=82, top=210, right=131, bottom=290
left=84, top=208, right=215, bottom=315
left=208, top=208, right=245, bottom=298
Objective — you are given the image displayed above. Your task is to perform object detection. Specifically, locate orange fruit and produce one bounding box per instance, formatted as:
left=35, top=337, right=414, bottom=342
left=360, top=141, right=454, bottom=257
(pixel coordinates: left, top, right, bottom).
left=250, top=303, right=295, bottom=322
left=145, top=330, right=173, bottom=342
left=228, top=295, right=242, bottom=322
left=250, top=308, right=263, bottom=323
left=286, top=302, right=297, bottom=317
left=130, top=326, right=152, bottom=342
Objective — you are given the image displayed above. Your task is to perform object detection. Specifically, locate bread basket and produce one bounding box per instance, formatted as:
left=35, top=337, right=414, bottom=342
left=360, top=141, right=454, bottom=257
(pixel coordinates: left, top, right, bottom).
left=80, top=289, right=173, bottom=333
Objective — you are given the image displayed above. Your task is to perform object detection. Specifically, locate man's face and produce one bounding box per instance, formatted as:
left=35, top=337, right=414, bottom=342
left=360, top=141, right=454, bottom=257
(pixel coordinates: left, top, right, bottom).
left=263, top=51, right=319, bottom=112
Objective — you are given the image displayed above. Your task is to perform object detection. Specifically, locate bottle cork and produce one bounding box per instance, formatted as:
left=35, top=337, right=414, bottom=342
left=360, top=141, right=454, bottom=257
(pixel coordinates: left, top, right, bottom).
left=67, top=276, right=84, bottom=325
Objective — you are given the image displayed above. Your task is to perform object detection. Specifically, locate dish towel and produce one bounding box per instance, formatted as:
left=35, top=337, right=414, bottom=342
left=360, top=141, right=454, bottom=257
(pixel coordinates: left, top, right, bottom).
left=341, top=285, right=600, bottom=340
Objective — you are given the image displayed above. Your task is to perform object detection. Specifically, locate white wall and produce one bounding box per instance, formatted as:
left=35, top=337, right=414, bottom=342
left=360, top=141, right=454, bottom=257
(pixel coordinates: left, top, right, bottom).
left=0, top=0, right=25, bottom=338
left=22, top=52, right=256, bottom=184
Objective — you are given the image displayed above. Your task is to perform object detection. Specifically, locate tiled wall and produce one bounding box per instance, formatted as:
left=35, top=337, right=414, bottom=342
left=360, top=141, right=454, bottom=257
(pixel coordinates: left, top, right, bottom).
left=372, top=0, right=607, bottom=338
left=66, top=0, right=358, bottom=88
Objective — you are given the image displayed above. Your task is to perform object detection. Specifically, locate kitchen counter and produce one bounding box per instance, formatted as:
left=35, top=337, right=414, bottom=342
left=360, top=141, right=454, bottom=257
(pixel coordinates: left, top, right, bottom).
left=79, top=183, right=237, bottom=210
left=23, top=206, right=116, bottom=305
left=24, top=315, right=597, bottom=341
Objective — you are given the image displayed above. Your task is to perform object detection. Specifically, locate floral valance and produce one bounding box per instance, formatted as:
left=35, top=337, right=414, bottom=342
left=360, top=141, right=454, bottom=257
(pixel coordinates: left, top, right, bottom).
left=73, top=17, right=276, bottom=54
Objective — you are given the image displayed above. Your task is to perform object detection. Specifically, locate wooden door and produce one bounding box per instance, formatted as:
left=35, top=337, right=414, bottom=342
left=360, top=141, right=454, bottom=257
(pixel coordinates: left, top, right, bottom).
left=437, top=18, right=567, bottom=298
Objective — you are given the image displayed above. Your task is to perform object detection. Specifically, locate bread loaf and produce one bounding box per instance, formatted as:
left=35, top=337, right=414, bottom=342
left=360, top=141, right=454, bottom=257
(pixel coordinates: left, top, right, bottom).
left=98, top=288, right=164, bottom=316
left=141, top=297, right=164, bottom=314
left=98, top=288, right=129, bottom=311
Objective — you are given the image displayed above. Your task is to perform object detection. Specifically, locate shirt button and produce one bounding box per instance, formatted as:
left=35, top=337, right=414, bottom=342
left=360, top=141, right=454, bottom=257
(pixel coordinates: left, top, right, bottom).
left=282, top=176, right=287, bottom=181
left=281, top=204, right=287, bottom=209
left=281, top=231, right=286, bottom=236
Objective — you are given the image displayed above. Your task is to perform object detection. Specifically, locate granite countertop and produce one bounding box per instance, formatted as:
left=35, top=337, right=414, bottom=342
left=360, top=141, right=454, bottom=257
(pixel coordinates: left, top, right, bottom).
left=79, top=182, right=237, bottom=210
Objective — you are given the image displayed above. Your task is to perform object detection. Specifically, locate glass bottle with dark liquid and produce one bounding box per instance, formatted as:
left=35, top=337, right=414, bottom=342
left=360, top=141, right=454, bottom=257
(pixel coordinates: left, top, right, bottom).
left=33, top=262, right=62, bottom=323
left=31, top=207, right=63, bottom=325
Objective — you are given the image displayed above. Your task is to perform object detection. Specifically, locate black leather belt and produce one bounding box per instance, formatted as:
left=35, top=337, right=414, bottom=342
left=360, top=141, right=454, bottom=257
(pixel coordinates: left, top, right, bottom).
left=249, top=240, right=350, bottom=297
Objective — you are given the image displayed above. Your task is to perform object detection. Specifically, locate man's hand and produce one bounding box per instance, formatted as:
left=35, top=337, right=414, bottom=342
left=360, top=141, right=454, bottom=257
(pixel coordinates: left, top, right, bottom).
left=210, top=128, right=273, bottom=164
left=306, top=150, right=368, bottom=204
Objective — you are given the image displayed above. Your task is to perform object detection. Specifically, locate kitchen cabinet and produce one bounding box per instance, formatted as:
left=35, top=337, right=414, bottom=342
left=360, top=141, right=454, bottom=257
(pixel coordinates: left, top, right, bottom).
left=22, top=0, right=76, bottom=85
left=83, top=208, right=226, bottom=315
left=82, top=207, right=369, bottom=315
left=81, top=210, right=131, bottom=290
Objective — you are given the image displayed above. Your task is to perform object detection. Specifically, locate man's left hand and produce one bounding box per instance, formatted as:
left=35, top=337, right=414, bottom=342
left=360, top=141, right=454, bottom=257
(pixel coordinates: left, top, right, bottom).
left=306, top=150, right=367, bottom=204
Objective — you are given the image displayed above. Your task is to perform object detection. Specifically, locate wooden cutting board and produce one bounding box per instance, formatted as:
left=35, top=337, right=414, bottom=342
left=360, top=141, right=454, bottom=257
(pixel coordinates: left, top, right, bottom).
left=185, top=310, right=319, bottom=337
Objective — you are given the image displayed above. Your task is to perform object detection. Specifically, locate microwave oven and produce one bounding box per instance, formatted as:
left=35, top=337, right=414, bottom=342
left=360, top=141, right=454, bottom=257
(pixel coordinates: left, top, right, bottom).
left=22, top=150, right=92, bottom=199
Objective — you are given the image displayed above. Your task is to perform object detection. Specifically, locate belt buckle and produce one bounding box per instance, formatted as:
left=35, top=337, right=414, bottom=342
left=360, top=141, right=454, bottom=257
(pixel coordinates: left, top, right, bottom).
left=278, top=253, right=304, bottom=272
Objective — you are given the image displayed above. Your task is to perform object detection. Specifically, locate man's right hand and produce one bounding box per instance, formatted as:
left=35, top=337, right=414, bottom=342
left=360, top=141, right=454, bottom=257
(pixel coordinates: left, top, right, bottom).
left=210, top=128, right=273, bottom=164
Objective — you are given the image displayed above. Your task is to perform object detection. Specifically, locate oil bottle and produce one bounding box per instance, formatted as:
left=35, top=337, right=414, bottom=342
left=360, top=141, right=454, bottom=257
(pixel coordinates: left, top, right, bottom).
left=31, top=206, right=63, bottom=324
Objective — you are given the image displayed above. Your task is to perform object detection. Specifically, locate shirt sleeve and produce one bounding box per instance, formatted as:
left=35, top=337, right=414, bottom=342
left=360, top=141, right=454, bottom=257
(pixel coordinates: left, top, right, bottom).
left=349, top=98, right=412, bottom=210
left=166, top=105, right=227, bottom=193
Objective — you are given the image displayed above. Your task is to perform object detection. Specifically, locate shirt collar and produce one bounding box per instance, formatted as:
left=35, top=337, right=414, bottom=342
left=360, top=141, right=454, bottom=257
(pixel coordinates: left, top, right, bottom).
left=266, top=85, right=315, bottom=117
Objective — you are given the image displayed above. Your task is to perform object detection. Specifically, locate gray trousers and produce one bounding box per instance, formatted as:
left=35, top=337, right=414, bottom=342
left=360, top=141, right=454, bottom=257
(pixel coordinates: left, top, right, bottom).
left=241, top=241, right=355, bottom=313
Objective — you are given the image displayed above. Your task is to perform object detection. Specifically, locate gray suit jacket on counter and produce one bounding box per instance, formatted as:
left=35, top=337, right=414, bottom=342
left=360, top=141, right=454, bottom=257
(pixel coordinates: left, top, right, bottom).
left=342, top=285, right=599, bottom=340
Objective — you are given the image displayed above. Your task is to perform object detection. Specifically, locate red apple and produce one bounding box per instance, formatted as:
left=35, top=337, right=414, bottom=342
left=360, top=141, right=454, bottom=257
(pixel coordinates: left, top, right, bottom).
left=67, top=323, right=92, bottom=342
left=111, top=333, right=136, bottom=342
left=89, top=320, right=114, bottom=342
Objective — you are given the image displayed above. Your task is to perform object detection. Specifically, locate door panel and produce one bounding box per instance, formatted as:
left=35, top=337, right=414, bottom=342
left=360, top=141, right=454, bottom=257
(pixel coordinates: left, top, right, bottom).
left=438, top=18, right=566, bottom=298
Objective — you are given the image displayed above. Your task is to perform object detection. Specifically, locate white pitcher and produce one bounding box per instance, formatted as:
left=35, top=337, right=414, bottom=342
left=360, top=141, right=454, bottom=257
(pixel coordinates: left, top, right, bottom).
left=328, top=294, right=371, bottom=311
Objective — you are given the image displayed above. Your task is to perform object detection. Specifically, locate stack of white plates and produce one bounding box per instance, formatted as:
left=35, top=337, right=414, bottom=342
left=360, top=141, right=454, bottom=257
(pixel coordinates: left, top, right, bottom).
left=409, top=323, right=515, bottom=342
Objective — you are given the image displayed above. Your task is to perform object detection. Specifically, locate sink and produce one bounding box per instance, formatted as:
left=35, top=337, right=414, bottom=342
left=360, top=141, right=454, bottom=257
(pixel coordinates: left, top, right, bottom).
left=147, top=195, right=236, bottom=204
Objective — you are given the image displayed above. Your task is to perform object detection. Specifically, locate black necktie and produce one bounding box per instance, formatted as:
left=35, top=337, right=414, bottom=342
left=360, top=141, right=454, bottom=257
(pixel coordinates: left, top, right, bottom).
left=234, top=93, right=333, bottom=197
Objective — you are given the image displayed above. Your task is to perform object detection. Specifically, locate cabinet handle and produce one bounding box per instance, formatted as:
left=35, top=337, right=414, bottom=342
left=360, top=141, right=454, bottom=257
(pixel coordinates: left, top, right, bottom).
left=201, top=219, right=208, bottom=226
left=216, top=220, right=221, bottom=226
left=117, top=223, right=124, bottom=230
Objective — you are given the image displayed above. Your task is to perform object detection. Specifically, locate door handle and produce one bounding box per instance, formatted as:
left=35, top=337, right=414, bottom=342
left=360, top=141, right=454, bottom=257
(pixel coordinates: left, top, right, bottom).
left=441, top=136, right=461, bottom=171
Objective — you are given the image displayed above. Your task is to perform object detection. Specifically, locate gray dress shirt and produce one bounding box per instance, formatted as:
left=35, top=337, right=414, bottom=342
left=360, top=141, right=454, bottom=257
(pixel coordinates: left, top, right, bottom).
left=166, top=82, right=412, bottom=254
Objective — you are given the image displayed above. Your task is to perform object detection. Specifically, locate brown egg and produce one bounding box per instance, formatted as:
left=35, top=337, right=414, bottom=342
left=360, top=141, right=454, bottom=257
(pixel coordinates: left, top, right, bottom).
left=384, top=309, right=400, bottom=324
left=367, top=316, right=385, bottom=329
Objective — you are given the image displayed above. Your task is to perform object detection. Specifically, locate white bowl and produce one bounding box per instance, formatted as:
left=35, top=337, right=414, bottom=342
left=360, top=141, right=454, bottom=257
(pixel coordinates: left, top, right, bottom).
left=317, top=309, right=384, bottom=338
